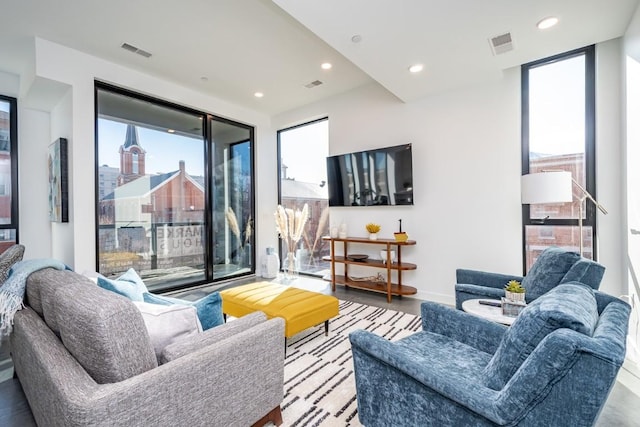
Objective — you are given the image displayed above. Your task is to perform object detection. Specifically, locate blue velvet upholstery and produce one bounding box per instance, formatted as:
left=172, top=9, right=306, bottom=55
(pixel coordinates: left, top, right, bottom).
left=483, top=283, right=599, bottom=390
left=455, top=247, right=605, bottom=310
left=350, top=286, right=630, bottom=427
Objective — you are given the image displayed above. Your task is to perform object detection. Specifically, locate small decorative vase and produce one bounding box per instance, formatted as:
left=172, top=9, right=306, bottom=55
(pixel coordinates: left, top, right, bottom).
left=262, top=247, right=279, bottom=279
left=283, top=251, right=298, bottom=281
left=369, top=233, right=378, bottom=240
left=505, top=291, right=526, bottom=303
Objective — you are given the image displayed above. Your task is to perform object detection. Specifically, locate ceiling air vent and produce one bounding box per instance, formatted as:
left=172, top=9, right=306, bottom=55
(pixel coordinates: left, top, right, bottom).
left=489, top=32, right=514, bottom=55
left=121, top=43, right=152, bottom=58
left=305, top=80, right=323, bottom=89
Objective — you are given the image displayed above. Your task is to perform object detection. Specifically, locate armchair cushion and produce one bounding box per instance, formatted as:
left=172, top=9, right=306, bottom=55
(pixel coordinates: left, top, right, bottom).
left=483, top=282, right=598, bottom=390
left=521, top=247, right=581, bottom=300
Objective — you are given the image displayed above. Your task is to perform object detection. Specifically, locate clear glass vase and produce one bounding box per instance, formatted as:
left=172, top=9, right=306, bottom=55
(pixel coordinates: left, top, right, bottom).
left=283, top=251, right=298, bottom=282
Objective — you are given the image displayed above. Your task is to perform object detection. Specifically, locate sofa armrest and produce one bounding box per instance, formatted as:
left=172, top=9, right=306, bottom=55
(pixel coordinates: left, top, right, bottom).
left=421, top=301, right=506, bottom=354
left=88, top=317, right=286, bottom=427
left=456, top=269, right=523, bottom=289
left=349, top=329, right=504, bottom=424
left=160, top=311, right=267, bottom=363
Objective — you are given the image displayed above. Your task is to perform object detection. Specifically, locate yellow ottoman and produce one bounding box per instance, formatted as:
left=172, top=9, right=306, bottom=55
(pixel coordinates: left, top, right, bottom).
left=220, top=281, right=339, bottom=338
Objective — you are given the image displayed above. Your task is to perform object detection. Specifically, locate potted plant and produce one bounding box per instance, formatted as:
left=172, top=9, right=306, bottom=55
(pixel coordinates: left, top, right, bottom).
left=504, top=280, right=526, bottom=303
left=366, top=223, right=381, bottom=240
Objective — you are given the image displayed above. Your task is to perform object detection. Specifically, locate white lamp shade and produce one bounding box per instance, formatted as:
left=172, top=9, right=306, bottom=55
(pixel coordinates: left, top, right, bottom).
left=521, top=172, right=573, bottom=204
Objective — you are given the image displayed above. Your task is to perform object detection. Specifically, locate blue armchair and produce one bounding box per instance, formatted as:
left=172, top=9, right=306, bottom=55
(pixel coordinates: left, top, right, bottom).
left=455, top=246, right=605, bottom=310
left=350, top=283, right=630, bottom=426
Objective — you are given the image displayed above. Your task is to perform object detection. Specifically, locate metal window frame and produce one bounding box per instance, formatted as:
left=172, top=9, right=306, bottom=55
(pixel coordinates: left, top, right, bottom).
left=521, top=45, right=596, bottom=271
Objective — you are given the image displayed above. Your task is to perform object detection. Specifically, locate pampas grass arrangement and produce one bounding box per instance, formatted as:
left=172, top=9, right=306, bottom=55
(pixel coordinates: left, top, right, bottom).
left=275, top=203, right=309, bottom=255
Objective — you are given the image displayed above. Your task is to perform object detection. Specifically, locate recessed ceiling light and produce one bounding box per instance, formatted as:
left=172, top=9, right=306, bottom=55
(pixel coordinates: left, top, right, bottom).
left=254, top=92, right=264, bottom=98
left=408, top=64, right=424, bottom=73
left=167, top=129, right=175, bottom=133
left=351, top=34, right=362, bottom=43
left=537, top=16, right=559, bottom=30
left=200, top=76, right=209, bottom=82
left=321, top=62, right=332, bottom=70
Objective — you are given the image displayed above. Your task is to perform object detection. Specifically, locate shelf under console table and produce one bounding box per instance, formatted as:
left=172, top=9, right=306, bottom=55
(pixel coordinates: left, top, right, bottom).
left=322, top=236, right=417, bottom=302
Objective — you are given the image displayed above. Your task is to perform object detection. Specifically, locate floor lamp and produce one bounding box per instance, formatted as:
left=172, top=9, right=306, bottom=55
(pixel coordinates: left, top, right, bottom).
left=521, top=171, right=607, bottom=257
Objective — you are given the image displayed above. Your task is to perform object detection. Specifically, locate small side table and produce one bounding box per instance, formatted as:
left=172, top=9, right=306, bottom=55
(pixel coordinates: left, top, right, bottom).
left=461, top=299, right=516, bottom=326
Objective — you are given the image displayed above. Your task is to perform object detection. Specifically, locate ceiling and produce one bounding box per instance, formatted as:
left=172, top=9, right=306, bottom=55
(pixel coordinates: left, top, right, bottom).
left=1, top=0, right=638, bottom=116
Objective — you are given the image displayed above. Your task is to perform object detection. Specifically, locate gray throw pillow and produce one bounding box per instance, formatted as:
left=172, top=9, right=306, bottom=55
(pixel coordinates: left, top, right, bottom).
left=133, top=301, right=203, bottom=362
left=483, top=282, right=599, bottom=390
left=0, top=244, right=25, bottom=282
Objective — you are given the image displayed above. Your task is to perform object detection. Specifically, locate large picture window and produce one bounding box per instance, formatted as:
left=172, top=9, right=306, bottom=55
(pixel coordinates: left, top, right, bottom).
left=522, top=46, right=595, bottom=270
left=96, top=83, right=254, bottom=291
left=0, top=95, right=18, bottom=253
left=277, top=118, right=330, bottom=277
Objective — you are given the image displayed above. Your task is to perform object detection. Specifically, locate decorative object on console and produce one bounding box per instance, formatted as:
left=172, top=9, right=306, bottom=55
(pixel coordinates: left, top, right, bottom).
left=394, top=218, right=408, bottom=242
left=366, top=223, right=381, bottom=240
left=380, top=249, right=396, bottom=264
left=347, top=254, right=369, bottom=261
left=338, top=222, right=348, bottom=239
left=275, top=204, right=309, bottom=280
left=48, top=137, right=69, bottom=223
left=521, top=170, right=608, bottom=256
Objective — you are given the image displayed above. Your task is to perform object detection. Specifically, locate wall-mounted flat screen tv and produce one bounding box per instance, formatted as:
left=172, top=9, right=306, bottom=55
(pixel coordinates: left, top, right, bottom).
left=326, top=143, right=413, bottom=207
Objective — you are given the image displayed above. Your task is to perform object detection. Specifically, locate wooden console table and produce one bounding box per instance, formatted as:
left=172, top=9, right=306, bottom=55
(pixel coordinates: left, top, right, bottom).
left=322, top=236, right=417, bottom=302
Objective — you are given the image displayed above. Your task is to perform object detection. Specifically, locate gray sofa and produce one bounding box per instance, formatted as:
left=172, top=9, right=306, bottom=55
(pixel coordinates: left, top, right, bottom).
left=10, top=268, right=285, bottom=426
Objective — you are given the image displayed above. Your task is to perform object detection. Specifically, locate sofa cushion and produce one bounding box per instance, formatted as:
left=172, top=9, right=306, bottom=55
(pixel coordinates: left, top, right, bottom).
left=0, top=244, right=25, bottom=283
left=40, top=272, right=96, bottom=334
left=97, top=268, right=148, bottom=302
left=55, top=281, right=157, bottom=384
left=483, top=283, right=598, bottom=390
left=522, top=247, right=581, bottom=300
left=161, top=311, right=266, bottom=363
left=143, top=291, right=224, bottom=330
left=133, top=301, right=202, bottom=362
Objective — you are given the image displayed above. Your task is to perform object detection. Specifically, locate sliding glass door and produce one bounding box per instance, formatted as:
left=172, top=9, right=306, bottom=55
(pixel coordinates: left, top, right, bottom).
left=96, top=83, right=254, bottom=291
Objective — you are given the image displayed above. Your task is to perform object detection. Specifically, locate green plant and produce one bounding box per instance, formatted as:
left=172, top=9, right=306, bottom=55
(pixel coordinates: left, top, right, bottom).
left=505, top=280, right=526, bottom=293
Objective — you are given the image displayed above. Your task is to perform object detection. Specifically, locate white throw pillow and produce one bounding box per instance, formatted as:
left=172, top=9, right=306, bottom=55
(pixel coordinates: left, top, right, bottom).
left=133, top=301, right=203, bottom=362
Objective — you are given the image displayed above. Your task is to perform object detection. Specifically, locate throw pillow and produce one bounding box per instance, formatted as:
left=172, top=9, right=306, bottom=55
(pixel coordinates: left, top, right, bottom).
left=0, top=244, right=25, bottom=283
left=483, top=282, right=599, bottom=390
left=133, top=301, right=203, bottom=362
left=521, top=247, right=581, bottom=300
left=97, top=268, right=148, bottom=302
left=143, top=291, right=224, bottom=330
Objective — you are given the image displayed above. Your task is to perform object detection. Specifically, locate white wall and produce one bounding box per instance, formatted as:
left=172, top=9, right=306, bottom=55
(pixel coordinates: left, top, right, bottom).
left=273, top=42, right=625, bottom=305
left=17, top=38, right=274, bottom=272
left=623, top=4, right=640, bottom=362
left=273, top=73, right=523, bottom=305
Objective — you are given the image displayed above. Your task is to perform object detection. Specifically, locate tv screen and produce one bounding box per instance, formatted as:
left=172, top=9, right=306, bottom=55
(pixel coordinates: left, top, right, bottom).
left=326, top=143, right=413, bottom=207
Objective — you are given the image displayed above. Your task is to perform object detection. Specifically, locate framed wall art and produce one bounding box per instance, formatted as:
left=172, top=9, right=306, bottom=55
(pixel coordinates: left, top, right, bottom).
left=48, top=137, right=69, bottom=223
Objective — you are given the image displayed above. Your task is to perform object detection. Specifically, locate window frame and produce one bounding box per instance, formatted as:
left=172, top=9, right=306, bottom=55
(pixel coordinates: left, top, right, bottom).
left=0, top=94, right=19, bottom=244
left=276, top=117, right=329, bottom=277
left=521, top=45, right=596, bottom=270
left=94, top=82, right=255, bottom=292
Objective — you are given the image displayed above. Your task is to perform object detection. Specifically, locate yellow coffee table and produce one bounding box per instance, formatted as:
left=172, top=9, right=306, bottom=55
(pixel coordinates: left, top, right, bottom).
left=220, top=281, right=339, bottom=338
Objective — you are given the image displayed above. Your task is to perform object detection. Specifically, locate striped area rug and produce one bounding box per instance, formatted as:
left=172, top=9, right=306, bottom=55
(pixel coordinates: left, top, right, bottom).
left=280, top=300, right=422, bottom=426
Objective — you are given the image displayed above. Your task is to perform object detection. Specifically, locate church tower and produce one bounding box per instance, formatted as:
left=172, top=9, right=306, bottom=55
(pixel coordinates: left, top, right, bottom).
left=117, top=124, right=146, bottom=186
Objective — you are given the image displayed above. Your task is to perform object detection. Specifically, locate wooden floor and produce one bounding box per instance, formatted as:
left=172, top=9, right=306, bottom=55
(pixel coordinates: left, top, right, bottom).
left=1, top=277, right=639, bottom=426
